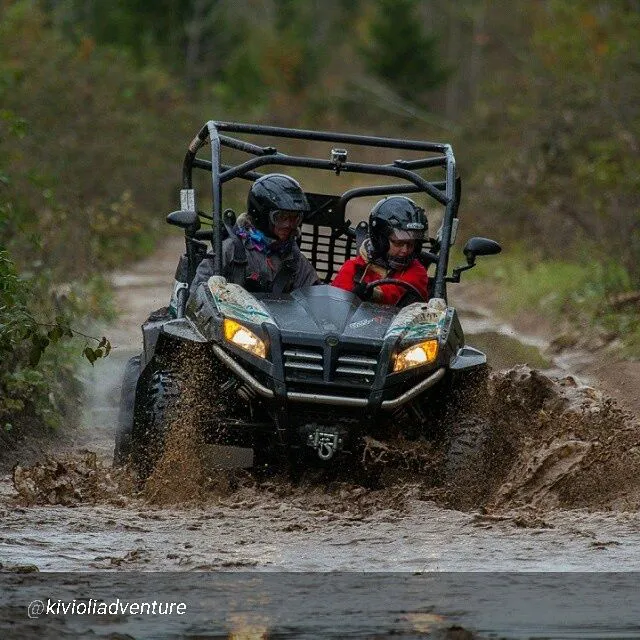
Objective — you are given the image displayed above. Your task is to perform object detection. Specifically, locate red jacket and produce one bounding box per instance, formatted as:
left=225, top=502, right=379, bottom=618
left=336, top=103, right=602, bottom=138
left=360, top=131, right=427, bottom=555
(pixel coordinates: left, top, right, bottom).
left=332, top=255, right=429, bottom=305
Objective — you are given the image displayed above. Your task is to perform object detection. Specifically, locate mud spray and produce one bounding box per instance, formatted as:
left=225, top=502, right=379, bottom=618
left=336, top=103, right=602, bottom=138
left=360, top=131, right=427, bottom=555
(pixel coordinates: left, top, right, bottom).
left=11, top=365, right=640, bottom=519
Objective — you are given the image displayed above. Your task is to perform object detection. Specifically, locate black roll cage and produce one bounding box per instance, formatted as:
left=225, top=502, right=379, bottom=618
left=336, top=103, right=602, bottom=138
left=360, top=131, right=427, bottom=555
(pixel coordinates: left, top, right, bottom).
left=180, top=120, right=460, bottom=300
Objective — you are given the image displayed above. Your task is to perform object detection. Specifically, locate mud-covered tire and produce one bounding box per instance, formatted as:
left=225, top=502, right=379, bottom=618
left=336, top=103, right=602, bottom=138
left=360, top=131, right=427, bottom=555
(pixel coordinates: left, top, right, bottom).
left=444, top=416, right=488, bottom=479
left=113, top=354, right=141, bottom=467
left=431, top=365, right=489, bottom=428
left=130, top=348, right=254, bottom=479
left=131, top=368, right=182, bottom=480
left=439, top=366, right=491, bottom=502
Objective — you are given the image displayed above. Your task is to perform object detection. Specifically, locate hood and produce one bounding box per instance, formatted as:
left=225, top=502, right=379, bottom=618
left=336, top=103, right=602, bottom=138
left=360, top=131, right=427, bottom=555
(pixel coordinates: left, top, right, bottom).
left=205, top=278, right=449, bottom=345
left=258, top=285, right=397, bottom=342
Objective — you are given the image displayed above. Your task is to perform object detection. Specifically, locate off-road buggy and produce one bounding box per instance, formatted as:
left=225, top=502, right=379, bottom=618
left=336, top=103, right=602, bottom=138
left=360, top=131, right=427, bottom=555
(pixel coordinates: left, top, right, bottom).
left=114, top=121, right=501, bottom=479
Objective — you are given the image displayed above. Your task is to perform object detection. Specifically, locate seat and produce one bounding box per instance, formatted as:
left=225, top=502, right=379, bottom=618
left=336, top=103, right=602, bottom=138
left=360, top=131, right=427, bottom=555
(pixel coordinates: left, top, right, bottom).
left=298, top=193, right=357, bottom=283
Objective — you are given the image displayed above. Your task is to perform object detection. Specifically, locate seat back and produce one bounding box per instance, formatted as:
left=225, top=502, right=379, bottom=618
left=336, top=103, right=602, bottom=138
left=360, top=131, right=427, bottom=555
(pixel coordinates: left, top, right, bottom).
left=298, top=193, right=357, bottom=283
left=299, top=224, right=356, bottom=283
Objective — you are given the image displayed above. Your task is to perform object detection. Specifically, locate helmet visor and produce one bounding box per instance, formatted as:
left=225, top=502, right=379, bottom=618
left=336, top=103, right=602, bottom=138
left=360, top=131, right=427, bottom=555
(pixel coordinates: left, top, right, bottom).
left=269, top=210, right=304, bottom=228
left=389, top=228, right=424, bottom=243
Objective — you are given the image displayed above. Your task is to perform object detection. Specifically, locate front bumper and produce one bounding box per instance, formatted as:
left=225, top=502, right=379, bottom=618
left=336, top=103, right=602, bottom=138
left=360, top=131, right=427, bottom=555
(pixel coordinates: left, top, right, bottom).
left=212, top=345, right=445, bottom=410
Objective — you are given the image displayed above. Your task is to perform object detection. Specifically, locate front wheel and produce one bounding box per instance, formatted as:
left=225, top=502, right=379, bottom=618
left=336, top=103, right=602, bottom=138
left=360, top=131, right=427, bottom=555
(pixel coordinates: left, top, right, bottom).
left=113, top=354, right=141, bottom=467
left=442, top=414, right=492, bottom=508
left=444, top=415, right=488, bottom=478
left=437, top=366, right=492, bottom=504
left=131, top=367, right=182, bottom=480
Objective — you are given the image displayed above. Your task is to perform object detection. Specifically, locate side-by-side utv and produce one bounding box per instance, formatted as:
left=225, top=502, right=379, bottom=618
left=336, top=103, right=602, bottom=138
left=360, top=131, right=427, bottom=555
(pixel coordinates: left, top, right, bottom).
left=114, top=121, right=501, bottom=478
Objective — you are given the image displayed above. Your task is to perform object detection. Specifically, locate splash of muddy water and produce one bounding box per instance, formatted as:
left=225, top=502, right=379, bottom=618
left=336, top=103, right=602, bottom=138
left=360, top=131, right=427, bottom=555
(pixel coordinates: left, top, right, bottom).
left=4, top=370, right=640, bottom=574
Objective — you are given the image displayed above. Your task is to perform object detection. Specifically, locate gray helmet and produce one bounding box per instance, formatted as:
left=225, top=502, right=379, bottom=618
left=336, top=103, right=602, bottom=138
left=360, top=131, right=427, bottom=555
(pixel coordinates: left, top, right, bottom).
left=247, top=174, right=310, bottom=234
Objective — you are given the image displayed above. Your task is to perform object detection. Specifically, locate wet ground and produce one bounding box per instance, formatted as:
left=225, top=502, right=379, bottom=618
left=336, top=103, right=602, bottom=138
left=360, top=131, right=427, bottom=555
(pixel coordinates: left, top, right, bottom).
left=2, top=234, right=640, bottom=638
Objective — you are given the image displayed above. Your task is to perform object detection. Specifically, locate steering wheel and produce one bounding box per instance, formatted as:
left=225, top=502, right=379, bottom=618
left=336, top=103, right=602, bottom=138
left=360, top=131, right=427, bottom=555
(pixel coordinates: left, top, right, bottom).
left=362, top=278, right=426, bottom=307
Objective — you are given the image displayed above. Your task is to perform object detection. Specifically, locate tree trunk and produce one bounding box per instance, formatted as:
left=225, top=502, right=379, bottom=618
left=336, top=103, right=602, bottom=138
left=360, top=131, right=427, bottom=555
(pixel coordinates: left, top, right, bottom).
left=445, top=4, right=463, bottom=117
left=469, top=0, right=487, bottom=106
left=184, top=0, right=208, bottom=90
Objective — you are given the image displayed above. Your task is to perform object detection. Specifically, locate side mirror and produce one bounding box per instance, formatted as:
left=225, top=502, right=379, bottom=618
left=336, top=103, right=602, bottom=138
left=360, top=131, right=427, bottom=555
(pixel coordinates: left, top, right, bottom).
left=448, top=237, right=502, bottom=284
left=167, top=210, right=200, bottom=230
left=463, top=237, right=501, bottom=265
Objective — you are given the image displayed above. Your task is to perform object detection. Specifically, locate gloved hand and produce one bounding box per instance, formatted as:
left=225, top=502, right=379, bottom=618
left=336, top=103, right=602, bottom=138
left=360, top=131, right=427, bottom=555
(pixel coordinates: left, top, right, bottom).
left=352, top=280, right=373, bottom=300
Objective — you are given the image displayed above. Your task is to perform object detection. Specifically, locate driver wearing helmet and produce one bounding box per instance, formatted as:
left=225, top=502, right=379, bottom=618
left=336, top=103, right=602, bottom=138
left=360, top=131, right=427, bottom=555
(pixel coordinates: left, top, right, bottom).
left=190, top=173, right=320, bottom=296
left=332, top=196, right=429, bottom=304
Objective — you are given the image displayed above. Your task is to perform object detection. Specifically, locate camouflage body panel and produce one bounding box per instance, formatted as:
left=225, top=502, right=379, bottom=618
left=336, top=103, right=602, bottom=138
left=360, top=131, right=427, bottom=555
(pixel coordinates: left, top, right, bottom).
left=206, top=276, right=275, bottom=325
left=384, top=297, right=449, bottom=344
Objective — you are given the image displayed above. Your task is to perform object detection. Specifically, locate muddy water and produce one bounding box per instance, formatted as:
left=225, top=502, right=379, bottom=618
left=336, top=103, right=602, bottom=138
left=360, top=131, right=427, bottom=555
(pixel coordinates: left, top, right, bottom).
left=3, top=236, right=640, bottom=635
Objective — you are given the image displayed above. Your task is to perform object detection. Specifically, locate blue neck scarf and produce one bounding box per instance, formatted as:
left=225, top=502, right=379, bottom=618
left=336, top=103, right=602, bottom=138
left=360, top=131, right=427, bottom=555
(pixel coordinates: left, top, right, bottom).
left=234, top=223, right=295, bottom=257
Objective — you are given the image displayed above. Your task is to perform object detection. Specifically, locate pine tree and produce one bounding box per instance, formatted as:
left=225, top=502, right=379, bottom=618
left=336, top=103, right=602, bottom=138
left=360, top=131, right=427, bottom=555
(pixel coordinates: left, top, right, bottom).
left=360, top=0, right=449, bottom=105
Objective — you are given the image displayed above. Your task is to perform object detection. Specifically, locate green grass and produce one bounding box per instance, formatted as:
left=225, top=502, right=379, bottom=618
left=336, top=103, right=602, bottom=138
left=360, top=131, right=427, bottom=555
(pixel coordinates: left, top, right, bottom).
left=468, top=331, right=552, bottom=370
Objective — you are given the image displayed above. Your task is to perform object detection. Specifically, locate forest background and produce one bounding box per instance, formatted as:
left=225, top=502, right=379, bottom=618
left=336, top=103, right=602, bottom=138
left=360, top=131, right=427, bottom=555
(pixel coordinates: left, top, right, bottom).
left=1, top=0, right=638, bottom=443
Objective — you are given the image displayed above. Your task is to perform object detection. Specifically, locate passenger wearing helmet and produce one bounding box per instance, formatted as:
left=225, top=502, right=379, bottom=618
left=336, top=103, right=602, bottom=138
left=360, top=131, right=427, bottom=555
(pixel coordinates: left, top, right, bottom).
left=190, top=173, right=320, bottom=296
left=332, top=196, right=429, bottom=305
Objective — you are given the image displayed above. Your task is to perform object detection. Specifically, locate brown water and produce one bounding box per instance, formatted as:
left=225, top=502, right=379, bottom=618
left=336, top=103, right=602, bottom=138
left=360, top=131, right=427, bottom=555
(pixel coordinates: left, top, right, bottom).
left=4, top=360, right=640, bottom=573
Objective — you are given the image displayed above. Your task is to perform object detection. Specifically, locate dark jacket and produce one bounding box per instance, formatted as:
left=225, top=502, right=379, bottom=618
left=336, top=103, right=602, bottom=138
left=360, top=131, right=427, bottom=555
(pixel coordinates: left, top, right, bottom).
left=189, top=233, right=319, bottom=297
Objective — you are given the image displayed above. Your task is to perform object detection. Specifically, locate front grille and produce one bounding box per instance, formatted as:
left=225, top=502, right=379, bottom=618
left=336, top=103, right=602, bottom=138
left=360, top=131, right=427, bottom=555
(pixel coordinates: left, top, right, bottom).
left=335, top=352, right=378, bottom=384
left=284, top=348, right=324, bottom=380
left=283, top=345, right=380, bottom=387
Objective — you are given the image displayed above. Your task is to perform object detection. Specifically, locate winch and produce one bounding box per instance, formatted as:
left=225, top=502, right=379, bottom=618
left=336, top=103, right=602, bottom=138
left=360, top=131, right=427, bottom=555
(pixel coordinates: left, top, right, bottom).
left=305, top=427, right=344, bottom=460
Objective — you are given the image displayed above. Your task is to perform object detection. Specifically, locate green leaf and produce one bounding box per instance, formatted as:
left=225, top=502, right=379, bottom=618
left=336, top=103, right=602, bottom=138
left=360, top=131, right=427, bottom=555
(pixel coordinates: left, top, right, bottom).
left=83, top=346, right=97, bottom=365
left=29, top=343, right=43, bottom=367
left=19, top=325, right=35, bottom=341
left=27, top=332, right=50, bottom=367
left=54, top=316, right=73, bottom=338
left=47, top=325, right=63, bottom=343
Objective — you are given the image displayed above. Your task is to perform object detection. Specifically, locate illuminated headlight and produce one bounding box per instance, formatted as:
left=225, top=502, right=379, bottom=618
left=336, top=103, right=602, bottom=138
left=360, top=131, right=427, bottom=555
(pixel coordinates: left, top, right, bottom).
left=223, top=319, right=267, bottom=359
left=393, top=339, right=438, bottom=372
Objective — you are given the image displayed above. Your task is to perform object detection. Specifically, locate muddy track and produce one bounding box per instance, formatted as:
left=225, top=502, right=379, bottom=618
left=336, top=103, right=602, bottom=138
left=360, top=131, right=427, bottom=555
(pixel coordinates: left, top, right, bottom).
left=2, top=235, right=640, bottom=575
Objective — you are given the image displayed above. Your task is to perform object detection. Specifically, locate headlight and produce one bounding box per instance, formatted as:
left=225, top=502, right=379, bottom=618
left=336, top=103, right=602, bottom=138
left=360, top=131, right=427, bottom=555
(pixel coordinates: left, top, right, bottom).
left=223, top=319, right=267, bottom=359
left=393, top=339, right=438, bottom=372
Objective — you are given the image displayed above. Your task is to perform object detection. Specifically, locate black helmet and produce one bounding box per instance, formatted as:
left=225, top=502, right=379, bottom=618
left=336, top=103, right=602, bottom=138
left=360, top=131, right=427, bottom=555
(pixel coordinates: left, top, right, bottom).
left=369, top=196, right=427, bottom=265
left=247, top=173, right=310, bottom=235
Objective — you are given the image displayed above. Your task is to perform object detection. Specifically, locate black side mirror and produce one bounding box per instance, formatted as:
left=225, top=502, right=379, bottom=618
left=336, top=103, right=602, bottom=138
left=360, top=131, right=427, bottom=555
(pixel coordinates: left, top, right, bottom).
left=463, top=237, right=502, bottom=265
left=448, top=237, right=502, bottom=284
left=167, top=210, right=200, bottom=230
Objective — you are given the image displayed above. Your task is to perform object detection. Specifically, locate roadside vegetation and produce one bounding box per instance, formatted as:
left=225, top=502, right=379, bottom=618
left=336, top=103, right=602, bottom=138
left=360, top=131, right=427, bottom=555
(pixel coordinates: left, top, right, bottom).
left=1, top=0, right=638, bottom=450
left=469, top=249, right=640, bottom=355
left=461, top=1, right=639, bottom=355
left=0, top=4, right=191, bottom=445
